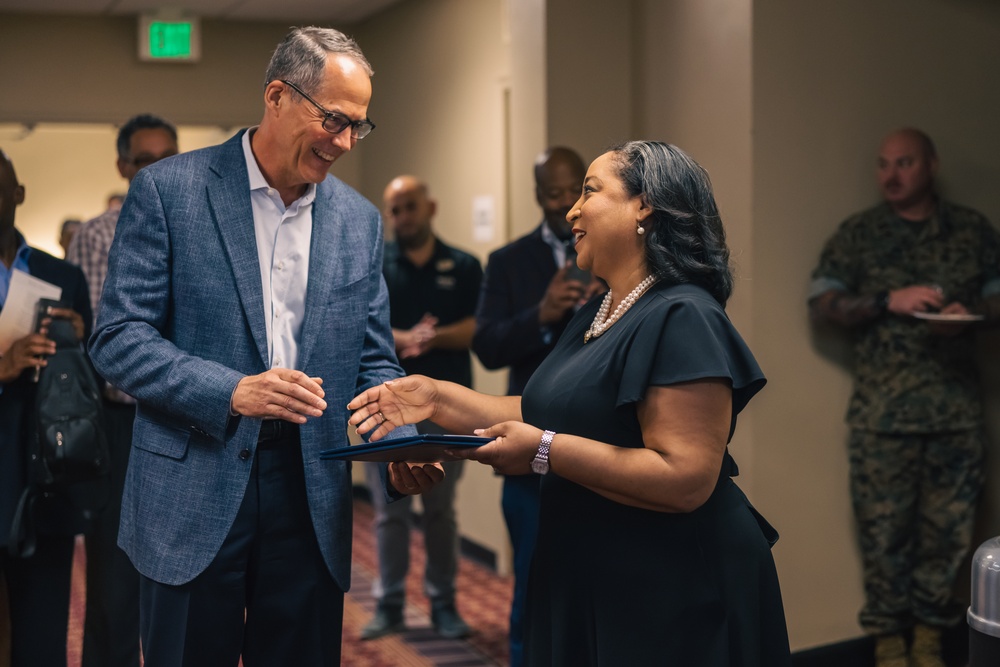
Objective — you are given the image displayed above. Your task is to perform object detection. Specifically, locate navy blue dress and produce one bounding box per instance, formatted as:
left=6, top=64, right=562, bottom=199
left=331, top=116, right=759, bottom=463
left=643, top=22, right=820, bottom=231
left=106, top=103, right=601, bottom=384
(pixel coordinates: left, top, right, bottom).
left=521, top=282, right=792, bottom=666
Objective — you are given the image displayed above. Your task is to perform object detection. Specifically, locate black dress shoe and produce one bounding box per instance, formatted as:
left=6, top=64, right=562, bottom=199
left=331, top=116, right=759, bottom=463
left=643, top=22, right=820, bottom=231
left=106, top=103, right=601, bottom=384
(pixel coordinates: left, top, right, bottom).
left=431, top=603, right=471, bottom=639
left=360, top=604, right=405, bottom=640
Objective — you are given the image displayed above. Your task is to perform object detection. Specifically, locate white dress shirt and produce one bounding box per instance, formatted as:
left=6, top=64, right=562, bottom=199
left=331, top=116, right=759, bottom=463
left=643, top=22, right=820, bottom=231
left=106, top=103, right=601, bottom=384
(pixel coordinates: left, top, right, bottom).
left=241, top=129, right=314, bottom=370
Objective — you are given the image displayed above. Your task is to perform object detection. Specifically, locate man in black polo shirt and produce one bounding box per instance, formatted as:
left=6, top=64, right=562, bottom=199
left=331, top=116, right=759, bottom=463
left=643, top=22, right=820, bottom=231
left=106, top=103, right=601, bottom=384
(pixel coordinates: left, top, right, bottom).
left=361, top=175, right=483, bottom=640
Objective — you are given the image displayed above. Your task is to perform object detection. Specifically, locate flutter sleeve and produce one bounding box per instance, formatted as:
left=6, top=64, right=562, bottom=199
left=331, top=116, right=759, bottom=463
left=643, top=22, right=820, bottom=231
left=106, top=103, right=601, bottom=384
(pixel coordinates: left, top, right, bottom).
left=617, top=290, right=766, bottom=431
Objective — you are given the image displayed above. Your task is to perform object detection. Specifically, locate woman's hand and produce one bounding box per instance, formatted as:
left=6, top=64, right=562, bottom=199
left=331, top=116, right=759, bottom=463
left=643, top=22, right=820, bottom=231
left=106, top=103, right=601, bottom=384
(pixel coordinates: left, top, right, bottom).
left=448, top=421, right=543, bottom=475
left=348, top=375, right=439, bottom=441
left=388, top=461, right=445, bottom=495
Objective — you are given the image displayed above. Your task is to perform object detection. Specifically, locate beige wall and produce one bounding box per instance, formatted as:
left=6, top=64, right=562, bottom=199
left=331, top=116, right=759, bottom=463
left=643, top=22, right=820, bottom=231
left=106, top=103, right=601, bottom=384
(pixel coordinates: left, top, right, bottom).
left=506, top=0, right=548, bottom=239
left=752, top=0, right=1000, bottom=649
left=546, top=0, right=634, bottom=167
left=0, top=13, right=289, bottom=127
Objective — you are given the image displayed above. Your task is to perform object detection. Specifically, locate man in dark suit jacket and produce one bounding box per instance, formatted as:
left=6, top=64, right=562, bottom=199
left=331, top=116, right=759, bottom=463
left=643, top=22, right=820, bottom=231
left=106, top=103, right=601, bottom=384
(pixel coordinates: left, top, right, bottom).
left=0, top=148, right=93, bottom=667
left=471, top=146, right=592, bottom=667
left=89, top=28, right=442, bottom=666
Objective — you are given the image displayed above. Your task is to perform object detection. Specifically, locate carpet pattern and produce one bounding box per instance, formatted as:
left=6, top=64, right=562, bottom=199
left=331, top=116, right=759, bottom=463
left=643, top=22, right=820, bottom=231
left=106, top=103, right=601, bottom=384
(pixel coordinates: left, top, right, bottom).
left=66, top=497, right=512, bottom=666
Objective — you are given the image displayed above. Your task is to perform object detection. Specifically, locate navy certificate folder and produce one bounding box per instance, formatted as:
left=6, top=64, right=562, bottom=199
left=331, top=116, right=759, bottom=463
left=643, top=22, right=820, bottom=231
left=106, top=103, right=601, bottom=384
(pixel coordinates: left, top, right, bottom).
left=319, top=434, right=490, bottom=463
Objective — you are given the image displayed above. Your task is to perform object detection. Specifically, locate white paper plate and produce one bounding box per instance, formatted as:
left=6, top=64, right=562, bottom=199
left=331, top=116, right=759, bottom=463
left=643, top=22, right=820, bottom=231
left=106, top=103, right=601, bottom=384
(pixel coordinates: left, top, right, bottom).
left=911, top=311, right=984, bottom=322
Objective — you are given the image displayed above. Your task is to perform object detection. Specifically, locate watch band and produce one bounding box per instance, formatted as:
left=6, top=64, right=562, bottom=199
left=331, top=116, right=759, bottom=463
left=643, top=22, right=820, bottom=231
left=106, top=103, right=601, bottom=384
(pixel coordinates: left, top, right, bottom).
left=532, top=430, right=555, bottom=475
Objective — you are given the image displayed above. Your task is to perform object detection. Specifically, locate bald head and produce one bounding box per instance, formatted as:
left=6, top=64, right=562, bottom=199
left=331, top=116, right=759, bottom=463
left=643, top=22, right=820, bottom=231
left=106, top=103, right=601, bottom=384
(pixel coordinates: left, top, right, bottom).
left=383, top=175, right=436, bottom=250
left=882, top=127, right=937, bottom=161
left=384, top=175, right=428, bottom=202
left=534, top=146, right=585, bottom=239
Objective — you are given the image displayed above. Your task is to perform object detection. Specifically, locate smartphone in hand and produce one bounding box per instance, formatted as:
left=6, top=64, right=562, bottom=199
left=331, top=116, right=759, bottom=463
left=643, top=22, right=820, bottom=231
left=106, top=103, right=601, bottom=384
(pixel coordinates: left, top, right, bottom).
left=34, top=298, right=66, bottom=333
left=32, top=298, right=70, bottom=382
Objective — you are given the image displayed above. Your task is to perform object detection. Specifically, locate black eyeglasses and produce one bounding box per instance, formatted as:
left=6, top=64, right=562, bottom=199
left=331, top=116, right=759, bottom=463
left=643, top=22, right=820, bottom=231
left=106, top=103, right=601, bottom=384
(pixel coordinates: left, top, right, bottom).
left=280, top=80, right=376, bottom=140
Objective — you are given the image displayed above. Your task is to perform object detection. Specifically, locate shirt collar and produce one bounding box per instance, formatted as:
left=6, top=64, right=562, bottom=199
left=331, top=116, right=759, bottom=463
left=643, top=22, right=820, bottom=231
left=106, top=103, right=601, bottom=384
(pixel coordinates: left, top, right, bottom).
left=542, top=220, right=563, bottom=248
left=12, top=230, right=31, bottom=265
left=392, top=237, right=443, bottom=268
left=540, top=221, right=569, bottom=250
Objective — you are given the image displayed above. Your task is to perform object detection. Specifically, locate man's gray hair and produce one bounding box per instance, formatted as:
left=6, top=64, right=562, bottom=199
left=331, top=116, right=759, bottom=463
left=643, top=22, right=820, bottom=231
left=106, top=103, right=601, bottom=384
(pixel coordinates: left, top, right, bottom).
left=264, top=26, right=373, bottom=96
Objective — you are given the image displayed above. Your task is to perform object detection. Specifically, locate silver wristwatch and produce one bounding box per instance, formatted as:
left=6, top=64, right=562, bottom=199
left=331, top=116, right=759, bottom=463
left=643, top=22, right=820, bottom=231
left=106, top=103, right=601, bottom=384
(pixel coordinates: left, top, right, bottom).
left=531, top=430, right=555, bottom=475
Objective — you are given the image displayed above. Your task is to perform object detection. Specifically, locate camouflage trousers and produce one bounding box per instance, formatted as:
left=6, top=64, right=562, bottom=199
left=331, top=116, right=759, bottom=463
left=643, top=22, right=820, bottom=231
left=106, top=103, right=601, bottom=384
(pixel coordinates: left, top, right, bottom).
left=849, top=429, right=985, bottom=635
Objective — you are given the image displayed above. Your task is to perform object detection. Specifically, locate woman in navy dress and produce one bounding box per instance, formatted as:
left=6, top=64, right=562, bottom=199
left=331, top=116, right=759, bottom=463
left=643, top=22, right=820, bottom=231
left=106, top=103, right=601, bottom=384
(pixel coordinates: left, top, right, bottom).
left=350, top=140, right=792, bottom=666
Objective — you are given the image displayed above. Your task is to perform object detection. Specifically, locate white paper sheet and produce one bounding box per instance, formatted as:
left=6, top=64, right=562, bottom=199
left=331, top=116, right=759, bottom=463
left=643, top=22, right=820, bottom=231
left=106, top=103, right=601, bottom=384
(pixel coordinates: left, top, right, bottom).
left=0, top=269, right=63, bottom=355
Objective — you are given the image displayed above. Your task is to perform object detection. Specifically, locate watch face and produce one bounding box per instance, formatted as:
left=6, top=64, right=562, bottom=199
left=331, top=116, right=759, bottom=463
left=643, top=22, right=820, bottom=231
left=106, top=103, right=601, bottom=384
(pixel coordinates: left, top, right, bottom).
left=531, top=457, right=549, bottom=475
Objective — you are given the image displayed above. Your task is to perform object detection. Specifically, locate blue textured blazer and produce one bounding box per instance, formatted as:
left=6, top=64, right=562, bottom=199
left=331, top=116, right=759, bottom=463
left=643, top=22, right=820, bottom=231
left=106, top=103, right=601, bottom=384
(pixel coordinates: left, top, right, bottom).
left=89, top=130, right=413, bottom=588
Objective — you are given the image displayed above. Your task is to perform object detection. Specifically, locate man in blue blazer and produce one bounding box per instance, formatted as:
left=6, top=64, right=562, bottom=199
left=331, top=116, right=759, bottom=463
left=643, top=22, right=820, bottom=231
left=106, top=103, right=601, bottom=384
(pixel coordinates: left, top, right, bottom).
left=89, top=28, right=441, bottom=666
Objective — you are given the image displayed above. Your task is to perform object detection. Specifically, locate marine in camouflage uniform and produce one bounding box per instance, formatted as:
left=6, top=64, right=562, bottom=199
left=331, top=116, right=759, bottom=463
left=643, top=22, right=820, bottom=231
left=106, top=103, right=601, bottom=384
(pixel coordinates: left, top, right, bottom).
left=809, top=129, right=1000, bottom=665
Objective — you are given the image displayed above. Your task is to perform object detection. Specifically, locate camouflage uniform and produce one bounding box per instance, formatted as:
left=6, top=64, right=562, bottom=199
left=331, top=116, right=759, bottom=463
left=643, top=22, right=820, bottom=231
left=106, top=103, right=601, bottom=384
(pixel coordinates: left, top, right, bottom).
left=810, top=199, right=1000, bottom=635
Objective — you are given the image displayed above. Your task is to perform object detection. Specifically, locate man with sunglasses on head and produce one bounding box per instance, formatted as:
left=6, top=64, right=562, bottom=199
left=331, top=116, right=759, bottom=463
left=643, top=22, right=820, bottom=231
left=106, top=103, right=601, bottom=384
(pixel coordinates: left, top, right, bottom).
left=89, top=27, right=439, bottom=667
left=67, top=112, right=178, bottom=667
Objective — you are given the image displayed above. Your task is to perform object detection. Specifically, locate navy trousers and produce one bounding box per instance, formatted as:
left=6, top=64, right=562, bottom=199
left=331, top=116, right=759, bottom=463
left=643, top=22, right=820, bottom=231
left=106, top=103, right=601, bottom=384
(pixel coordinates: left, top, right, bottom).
left=501, top=473, right=541, bottom=667
left=138, top=427, right=344, bottom=667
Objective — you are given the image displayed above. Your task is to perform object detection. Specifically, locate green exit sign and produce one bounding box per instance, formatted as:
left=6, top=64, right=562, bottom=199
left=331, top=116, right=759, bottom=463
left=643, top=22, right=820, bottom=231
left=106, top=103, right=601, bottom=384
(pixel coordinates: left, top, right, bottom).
left=150, top=22, right=191, bottom=58
left=139, top=15, right=201, bottom=63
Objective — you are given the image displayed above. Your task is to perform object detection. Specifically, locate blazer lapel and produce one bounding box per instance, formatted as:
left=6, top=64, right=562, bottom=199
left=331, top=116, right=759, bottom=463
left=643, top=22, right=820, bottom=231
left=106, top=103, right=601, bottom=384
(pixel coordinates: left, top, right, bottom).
left=206, top=132, right=269, bottom=368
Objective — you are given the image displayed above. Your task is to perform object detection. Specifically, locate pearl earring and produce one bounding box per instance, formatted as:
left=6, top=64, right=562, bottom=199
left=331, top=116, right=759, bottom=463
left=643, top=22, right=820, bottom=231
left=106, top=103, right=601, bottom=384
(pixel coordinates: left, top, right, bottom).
left=637, top=225, right=645, bottom=235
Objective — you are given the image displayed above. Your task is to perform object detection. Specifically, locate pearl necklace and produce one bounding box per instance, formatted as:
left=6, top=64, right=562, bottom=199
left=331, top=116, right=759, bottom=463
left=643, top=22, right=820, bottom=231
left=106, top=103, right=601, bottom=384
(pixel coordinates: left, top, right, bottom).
left=584, top=274, right=659, bottom=343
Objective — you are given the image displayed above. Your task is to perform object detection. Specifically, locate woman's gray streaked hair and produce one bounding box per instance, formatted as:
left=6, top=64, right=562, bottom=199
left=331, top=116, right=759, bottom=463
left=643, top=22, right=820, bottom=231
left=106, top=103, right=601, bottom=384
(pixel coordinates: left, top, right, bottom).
left=608, top=140, right=734, bottom=306
left=264, top=26, right=373, bottom=96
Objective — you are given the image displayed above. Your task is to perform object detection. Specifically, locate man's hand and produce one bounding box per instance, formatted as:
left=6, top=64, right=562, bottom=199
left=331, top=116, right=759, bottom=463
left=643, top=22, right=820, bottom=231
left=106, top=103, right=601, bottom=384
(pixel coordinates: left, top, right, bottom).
left=231, top=369, right=326, bottom=423
left=46, top=306, right=85, bottom=342
left=0, top=332, right=55, bottom=383
left=926, top=301, right=974, bottom=337
left=395, top=314, right=438, bottom=359
left=887, top=285, right=944, bottom=315
left=388, top=461, right=445, bottom=495
left=539, top=266, right=586, bottom=325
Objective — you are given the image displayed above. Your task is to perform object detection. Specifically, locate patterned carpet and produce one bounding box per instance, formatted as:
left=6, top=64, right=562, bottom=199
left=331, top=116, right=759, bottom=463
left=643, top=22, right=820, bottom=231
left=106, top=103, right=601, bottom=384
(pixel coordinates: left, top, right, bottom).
left=66, top=496, right=513, bottom=666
